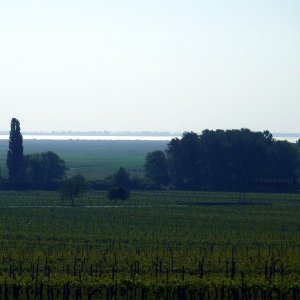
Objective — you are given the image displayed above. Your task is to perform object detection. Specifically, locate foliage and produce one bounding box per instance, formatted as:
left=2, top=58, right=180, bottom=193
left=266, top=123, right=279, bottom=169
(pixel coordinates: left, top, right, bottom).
left=269, top=141, right=298, bottom=178
left=144, top=150, right=169, bottom=187
left=107, top=186, right=130, bottom=201
left=60, top=174, right=87, bottom=205
left=129, top=175, right=145, bottom=189
left=23, top=151, right=67, bottom=189
left=0, top=190, right=298, bottom=297
left=167, top=132, right=202, bottom=189
left=112, top=167, right=131, bottom=188
left=88, top=175, right=159, bottom=191
left=1, top=128, right=300, bottom=194
left=166, top=129, right=299, bottom=191
left=6, top=118, right=24, bottom=186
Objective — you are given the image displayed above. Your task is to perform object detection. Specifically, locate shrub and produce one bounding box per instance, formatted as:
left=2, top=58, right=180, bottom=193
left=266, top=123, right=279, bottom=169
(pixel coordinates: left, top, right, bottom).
left=107, top=186, right=130, bottom=201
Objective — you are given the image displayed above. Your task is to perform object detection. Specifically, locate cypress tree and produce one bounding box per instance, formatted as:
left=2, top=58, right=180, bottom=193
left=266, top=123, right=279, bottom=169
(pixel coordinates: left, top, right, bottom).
left=7, top=118, right=24, bottom=184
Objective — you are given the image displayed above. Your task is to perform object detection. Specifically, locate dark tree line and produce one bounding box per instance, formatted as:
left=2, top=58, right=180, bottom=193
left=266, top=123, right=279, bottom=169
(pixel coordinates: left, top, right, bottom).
left=145, top=129, right=299, bottom=192
left=2, top=120, right=299, bottom=193
left=2, top=118, right=67, bottom=190
left=1, top=119, right=130, bottom=202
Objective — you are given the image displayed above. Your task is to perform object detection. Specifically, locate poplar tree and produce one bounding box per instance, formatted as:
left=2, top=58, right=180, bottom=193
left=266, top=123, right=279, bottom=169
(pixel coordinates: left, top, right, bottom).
left=7, top=118, right=24, bottom=184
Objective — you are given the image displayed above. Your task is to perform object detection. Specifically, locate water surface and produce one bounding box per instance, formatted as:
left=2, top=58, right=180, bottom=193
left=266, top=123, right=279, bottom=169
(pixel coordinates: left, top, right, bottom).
left=0, top=135, right=179, bottom=141
left=0, top=135, right=298, bottom=142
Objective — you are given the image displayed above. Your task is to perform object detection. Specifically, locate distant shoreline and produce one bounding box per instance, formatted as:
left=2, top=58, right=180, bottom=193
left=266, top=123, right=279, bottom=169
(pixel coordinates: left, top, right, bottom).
left=0, top=131, right=298, bottom=143
left=0, top=135, right=179, bottom=141
left=0, top=134, right=298, bottom=142
left=0, top=131, right=182, bottom=136
left=0, top=131, right=299, bottom=137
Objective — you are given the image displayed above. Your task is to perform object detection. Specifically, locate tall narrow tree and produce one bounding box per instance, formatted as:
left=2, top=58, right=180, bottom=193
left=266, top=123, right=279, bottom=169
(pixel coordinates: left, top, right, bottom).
left=7, top=118, right=24, bottom=184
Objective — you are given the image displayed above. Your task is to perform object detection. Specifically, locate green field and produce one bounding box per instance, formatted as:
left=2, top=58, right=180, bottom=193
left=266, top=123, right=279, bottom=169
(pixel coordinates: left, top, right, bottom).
left=0, top=140, right=168, bottom=179
left=0, top=190, right=299, bottom=299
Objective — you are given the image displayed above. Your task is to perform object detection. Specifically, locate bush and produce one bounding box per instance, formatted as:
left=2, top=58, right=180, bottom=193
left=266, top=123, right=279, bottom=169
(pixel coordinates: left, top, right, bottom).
left=60, top=174, right=87, bottom=206
left=107, top=186, right=130, bottom=201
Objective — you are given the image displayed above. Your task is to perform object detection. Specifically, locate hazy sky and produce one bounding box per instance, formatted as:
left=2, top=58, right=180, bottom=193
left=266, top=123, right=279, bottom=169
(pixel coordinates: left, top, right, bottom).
left=0, top=0, right=299, bottom=132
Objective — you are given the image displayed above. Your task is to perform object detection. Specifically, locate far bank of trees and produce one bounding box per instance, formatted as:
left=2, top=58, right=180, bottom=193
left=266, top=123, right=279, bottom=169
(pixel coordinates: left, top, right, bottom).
left=88, top=129, right=300, bottom=192
left=1, top=119, right=299, bottom=193
left=144, top=129, right=299, bottom=192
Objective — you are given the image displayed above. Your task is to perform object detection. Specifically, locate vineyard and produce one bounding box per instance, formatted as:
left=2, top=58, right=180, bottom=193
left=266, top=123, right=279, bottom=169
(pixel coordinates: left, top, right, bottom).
left=0, top=191, right=299, bottom=299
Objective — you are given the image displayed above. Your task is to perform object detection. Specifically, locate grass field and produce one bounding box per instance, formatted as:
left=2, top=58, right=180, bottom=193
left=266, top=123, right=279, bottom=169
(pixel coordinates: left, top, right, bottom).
left=0, top=140, right=168, bottom=179
left=0, top=190, right=299, bottom=299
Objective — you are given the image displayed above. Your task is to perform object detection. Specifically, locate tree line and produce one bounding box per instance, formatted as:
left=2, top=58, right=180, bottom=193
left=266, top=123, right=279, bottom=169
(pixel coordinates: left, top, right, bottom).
left=1, top=119, right=299, bottom=193
left=0, top=119, right=132, bottom=202
left=84, top=129, right=300, bottom=193
left=3, top=118, right=67, bottom=190
left=144, top=129, right=300, bottom=192
left=145, top=129, right=300, bottom=191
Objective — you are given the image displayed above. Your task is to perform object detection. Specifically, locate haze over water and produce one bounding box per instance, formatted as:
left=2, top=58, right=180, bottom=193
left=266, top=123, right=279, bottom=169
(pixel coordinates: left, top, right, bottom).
left=0, top=135, right=179, bottom=141
left=0, top=134, right=298, bottom=143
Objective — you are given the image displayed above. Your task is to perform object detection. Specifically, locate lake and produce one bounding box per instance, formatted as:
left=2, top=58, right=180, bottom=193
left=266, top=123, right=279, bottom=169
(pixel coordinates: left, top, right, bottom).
left=0, top=135, right=298, bottom=142
left=0, top=135, right=179, bottom=141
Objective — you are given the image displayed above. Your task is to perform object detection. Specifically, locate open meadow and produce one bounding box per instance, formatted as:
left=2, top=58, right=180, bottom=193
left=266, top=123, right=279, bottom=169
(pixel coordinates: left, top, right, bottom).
left=0, top=140, right=168, bottom=180
left=0, top=190, right=299, bottom=299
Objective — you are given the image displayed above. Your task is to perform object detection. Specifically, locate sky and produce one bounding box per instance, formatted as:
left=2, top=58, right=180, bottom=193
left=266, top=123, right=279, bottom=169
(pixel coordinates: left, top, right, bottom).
left=0, top=0, right=299, bottom=133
